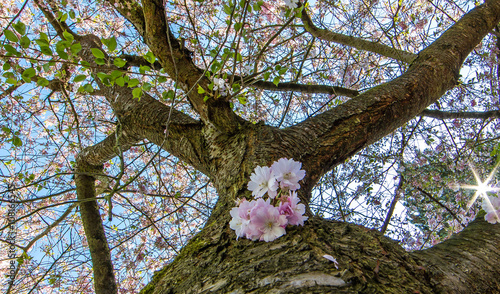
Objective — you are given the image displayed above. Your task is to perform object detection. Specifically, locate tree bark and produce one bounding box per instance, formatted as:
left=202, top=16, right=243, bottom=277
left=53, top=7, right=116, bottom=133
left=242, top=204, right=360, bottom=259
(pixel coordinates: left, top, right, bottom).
left=140, top=213, right=500, bottom=294
left=75, top=160, right=117, bottom=294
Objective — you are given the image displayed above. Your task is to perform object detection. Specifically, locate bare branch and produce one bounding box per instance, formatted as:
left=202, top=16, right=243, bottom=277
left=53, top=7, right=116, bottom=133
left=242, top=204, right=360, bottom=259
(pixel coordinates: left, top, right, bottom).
left=300, top=6, right=417, bottom=63
left=420, top=109, right=500, bottom=119
left=414, top=186, right=465, bottom=228
left=380, top=177, right=403, bottom=234
left=243, top=79, right=359, bottom=98
left=413, top=212, right=500, bottom=292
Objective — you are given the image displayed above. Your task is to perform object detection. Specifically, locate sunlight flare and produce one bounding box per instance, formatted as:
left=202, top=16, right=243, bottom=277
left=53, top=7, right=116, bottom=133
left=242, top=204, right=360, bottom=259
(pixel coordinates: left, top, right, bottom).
left=460, top=161, right=500, bottom=209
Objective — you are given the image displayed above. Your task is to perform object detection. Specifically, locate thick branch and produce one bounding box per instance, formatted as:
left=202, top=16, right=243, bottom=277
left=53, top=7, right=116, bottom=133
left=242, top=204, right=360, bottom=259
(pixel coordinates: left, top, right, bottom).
left=300, top=6, right=417, bottom=63
left=420, top=109, right=500, bottom=119
left=122, top=0, right=242, bottom=132
left=95, top=84, right=211, bottom=176
left=105, top=0, right=146, bottom=36
left=413, top=212, right=500, bottom=292
left=74, top=160, right=117, bottom=294
left=114, top=55, right=359, bottom=97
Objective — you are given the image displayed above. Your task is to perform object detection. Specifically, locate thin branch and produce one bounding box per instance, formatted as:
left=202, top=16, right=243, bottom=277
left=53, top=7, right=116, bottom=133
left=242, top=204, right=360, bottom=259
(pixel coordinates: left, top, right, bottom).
left=380, top=176, right=403, bottom=234
left=20, top=204, right=77, bottom=252
left=300, top=6, right=417, bottom=63
left=244, top=78, right=359, bottom=98
left=415, top=186, right=465, bottom=229
left=420, top=109, right=500, bottom=119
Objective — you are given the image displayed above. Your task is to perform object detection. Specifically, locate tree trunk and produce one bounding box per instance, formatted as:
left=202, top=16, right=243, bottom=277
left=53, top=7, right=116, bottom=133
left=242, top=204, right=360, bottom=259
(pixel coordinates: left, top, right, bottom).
left=140, top=210, right=500, bottom=293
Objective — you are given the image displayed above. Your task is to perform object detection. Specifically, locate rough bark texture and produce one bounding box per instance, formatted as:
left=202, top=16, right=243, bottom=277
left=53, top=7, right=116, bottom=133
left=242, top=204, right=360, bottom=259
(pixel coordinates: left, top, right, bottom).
left=140, top=214, right=500, bottom=294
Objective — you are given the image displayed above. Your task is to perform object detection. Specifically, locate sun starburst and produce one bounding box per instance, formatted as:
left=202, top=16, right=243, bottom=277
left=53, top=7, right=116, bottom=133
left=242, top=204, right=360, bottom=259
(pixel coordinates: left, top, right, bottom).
left=458, top=161, right=500, bottom=210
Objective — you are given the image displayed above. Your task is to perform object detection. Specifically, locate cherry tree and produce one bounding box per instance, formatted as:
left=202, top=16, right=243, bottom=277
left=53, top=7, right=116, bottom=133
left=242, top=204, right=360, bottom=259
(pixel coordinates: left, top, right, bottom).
left=1, top=0, right=500, bottom=293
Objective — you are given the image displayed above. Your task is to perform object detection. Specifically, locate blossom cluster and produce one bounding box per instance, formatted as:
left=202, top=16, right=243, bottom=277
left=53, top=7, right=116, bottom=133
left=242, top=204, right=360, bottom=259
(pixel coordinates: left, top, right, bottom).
left=482, top=195, right=500, bottom=224
left=230, top=158, right=308, bottom=242
left=212, top=77, right=231, bottom=96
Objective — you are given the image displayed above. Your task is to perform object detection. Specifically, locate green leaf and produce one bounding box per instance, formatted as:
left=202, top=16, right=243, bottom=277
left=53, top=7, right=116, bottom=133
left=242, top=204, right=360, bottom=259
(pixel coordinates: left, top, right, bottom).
left=272, top=76, right=280, bottom=86
left=144, top=51, right=156, bottom=64
left=63, top=31, right=74, bottom=42
left=83, top=83, right=94, bottom=93
left=132, top=87, right=142, bottom=99
left=80, top=60, right=91, bottom=68
left=56, top=40, right=69, bottom=52
left=263, top=72, right=271, bottom=80
left=128, top=78, right=140, bottom=88
left=232, top=83, right=240, bottom=92
left=35, top=38, right=49, bottom=47
left=12, top=136, right=22, bottom=147
left=4, top=30, right=19, bottom=42
left=40, top=32, right=49, bottom=41
left=197, top=85, right=206, bottom=94
left=238, top=95, right=247, bottom=105
left=96, top=72, right=110, bottom=83
left=69, top=9, right=76, bottom=19
left=57, top=50, right=69, bottom=60
left=95, top=58, right=105, bottom=65
left=23, top=68, right=36, bottom=78
left=13, top=21, right=26, bottom=35
left=37, top=77, right=49, bottom=87
left=107, top=36, right=117, bottom=51
left=91, top=48, right=105, bottom=59
left=157, top=76, right=167, bottom=83
left=19, top=36, right=30, bottom=48
left=113, top=58, right=127, bottom=67
left=142, top=82, right=152, bottom=91
left=234, top=22, right=242, bottom=31
left=162, top=90, right=175, bottom=100
left=3, top=63, right=11, bottom=70
left=3, top=72, right=14, bottom=79
left=139, top=65, right=150, bottom=74
left=115, top=76, right=125, bottom=87
left=6, top=77, right=18, bottom=85
left=40, top=46, right=52, bottom=55
left=70, top=42, right=82, bottom=54
left=59, top=12, right=68, bottom=22
left=42, top=62, right=55, bottom=72
left=110, top=70, right=123, bottom=79
left=73, top=74, right=86, bottom=83
left=223, top=4, right=232, bottom=15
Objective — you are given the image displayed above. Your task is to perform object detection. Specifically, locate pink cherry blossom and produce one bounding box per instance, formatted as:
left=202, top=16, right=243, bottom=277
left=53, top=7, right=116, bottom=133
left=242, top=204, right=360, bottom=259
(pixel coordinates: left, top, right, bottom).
left=247, top=166, right=278, bottom=198
left=482, top=195, right=500, bottom=224
left=250, top=198, right=288, bottom=242
left=279, top=191, right=308, bottom=226
left=271, top=158, right=305, bottom=191
left=229, top=199, right=257, bottom=239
